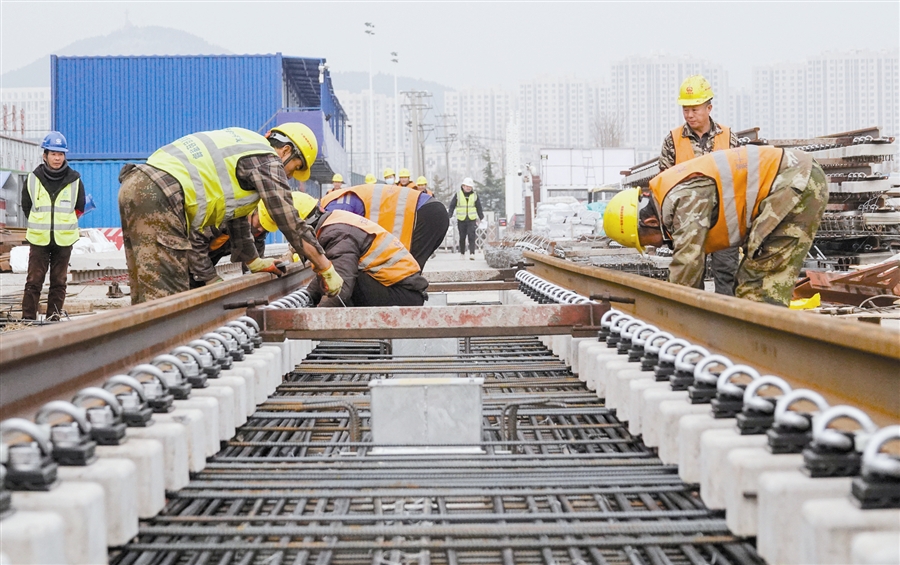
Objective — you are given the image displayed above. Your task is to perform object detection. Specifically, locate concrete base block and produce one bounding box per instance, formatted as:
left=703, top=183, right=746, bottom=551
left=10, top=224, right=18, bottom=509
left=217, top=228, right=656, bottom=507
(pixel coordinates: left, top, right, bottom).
left=95, top=439, right=166, bottom=519
left=153, top=407, right=207, bottom=473
left=208, top=376, right=248, bottom=427
left=723, top=447, right=804, bottom=536
left=640, top=389, right=692, bottom=448
left=174, top=397, right=220, bottom=457
left=0, top=510, right=67, bottom=565
left=12, top=482, right=107, bottom=564
left=609, top=367, right=650, bottom=422
left=595, top=356, right=632, bottom=406
left=757, top=470, right=853, bottom=565
left=698, top=428, right=766, bottom=510
left=582, top=345, right=620, bottom=393
left=245, top=349, right=278, bottom=395
left=191, top=385, right=235, bottom=444
left=676, top=414, right=733, bottom=483
left=852, top=531, right=900, bottom=564
left=57, top=458, right=138, bottom=546
left=265, top=340, right=289, bottom=376
left=567, top=338, right=592, bottom=375
left=627, top=380, right=668, bottom=436
left=125, top=422, right=190, bottom=491
left=800, top=498, right=900, bottom=565
left=234, top=358, right=270, bottom=406
left=576, top=341, right=604, bottom=384
left=222, top=367, right=256, bottom=418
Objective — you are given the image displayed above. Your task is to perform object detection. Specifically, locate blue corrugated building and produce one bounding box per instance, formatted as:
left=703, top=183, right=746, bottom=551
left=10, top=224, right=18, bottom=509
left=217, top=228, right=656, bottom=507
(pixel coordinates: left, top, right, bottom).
left=52, top=53, right=347, bottom=227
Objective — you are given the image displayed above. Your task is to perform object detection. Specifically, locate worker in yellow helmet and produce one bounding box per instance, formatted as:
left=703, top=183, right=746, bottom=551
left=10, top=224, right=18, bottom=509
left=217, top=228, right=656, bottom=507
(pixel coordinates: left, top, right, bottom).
left=414, top=176, right=433, bottom=197
left=118, top=123, right=343, bottom=303
left=364, top=173, right=376, bottom=184
left=603, top=146, right=827, bottom=307
left=659, top=75, right=741, bottom=296
left=383, top=167, right=396, bottom=185
left=397, top=168, right=413, bottom=188
left=329, top=173, right=344, bottom=193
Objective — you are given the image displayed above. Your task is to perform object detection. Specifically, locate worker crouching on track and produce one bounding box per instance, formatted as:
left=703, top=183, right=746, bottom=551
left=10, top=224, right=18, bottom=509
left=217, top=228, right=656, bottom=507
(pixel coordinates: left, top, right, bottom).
left=284, top=193, right=428, bottom=307
left=118, top=123, right=342, bottom=304
left=603, top=145, right=827, bottom=307
left=320, top=182, right=449, bottom=270
left=21, top=131, right=86, bottom=321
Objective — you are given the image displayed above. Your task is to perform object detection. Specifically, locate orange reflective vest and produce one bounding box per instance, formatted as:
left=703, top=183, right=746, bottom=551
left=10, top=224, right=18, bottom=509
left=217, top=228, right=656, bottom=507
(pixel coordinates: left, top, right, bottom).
left=318, top=210, right=421, bottom=285
left=672, top=125, right=731, bottom=164
left=649, top=145, right=784, bottom=253
left=320, top=184, right=419, bottom=249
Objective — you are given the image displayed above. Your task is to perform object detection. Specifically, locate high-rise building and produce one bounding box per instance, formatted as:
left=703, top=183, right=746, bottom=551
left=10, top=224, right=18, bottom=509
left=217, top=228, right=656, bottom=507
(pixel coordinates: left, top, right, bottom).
left=519, top=76, right=598, bottom=149
left=335, top=89, right=408, bottom=176
left=0, top=87, right=52, bottom=140
left=445, top=88, right=512, bottom=147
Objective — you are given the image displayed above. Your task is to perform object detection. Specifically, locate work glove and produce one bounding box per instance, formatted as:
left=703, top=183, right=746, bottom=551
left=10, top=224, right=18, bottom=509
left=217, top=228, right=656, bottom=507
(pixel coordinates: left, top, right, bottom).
left=315, top=263, right=344, bottom=297
left=247, top=257, right=285, bottom=277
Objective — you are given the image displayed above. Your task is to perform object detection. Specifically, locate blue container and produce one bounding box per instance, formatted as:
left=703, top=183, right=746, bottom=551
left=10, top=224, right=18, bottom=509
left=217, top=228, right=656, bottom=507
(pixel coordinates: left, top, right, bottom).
left=68, top=159, right=139, bottom=228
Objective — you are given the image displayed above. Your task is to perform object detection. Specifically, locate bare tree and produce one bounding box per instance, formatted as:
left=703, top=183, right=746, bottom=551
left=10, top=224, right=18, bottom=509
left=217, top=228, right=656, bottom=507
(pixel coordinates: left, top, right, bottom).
left=591, top=113, right=625, bottom=148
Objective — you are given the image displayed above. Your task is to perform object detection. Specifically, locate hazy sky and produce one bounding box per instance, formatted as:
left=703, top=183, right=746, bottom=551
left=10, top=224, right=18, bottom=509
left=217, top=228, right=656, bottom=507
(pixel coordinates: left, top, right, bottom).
left=2, top=1, right=898, bottom=90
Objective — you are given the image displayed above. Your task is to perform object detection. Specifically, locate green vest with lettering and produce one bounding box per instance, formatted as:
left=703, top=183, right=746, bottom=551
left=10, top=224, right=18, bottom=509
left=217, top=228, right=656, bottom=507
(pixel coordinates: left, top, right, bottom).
left=25, top=174, right=80, bottom=246
left=146, top=128, right=278, bottom=230
left=455, top=190, right=478, bottom=221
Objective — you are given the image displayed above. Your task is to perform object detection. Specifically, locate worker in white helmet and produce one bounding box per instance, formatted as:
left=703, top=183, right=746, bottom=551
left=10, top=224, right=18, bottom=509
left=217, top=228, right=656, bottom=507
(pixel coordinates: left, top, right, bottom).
left=447, top=177, right=484, bottom=260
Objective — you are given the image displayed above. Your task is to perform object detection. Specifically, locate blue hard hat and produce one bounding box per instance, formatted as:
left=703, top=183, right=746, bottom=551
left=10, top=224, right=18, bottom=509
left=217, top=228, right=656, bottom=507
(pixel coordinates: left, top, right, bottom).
left=41, top=131, right=68, bottom=153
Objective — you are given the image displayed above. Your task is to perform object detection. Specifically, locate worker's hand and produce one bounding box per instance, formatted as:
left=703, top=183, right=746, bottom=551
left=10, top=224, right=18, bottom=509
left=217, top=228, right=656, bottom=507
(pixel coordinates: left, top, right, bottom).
left=247, top=257, right=285, bottom=277
left=315, top=263, right=343, bottom=297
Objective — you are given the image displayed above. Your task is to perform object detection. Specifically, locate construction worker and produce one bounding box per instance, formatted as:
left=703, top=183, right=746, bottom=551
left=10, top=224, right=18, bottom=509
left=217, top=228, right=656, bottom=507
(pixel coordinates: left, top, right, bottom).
left=660, top=75, right=741, bottom=296
left=320, top=182, right=449, bottom=270
left=447, top=177, right=484, bottom=260
left=287, top=193, right=428, bottom=307
left=21, top=131, right=86, bottom=321
left=118, top=124, right=343, bottom=304
left=383, top=167, right=396, bottom=185
left=414, top=176, right=434, bottom=196
left=328, top=173, right=344, bottom=193
left=364, top=173, right=376, bottom=184
left=397, top=168, right=414, bottom=188
left=604, top=145, right=827, bottom=307
left=187, top=209, right=267, bottom=288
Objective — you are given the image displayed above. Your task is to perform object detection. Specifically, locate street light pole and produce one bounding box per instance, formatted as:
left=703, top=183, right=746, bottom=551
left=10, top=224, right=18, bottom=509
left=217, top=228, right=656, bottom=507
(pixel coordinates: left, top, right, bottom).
left=365, top=22, right=376, bottom=176
left=391, top=52, right=400, bottom=175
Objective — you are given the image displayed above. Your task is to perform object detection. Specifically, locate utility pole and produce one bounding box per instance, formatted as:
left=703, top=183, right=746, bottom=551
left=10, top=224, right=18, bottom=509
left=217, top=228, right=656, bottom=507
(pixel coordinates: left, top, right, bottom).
left=391, top=52, right=399, bottom=173
left=365, top=22, right=376, bottom=175
left=436, top=113, right=458, bottom=192
left=401, top=90, right=433, bottom=178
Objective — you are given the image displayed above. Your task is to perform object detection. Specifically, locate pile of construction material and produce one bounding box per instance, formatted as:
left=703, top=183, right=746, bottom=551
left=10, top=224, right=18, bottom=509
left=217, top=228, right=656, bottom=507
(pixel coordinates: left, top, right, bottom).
left=531, top=197, right=601, bottom=240
left=0, top=227, right=27, bottom=272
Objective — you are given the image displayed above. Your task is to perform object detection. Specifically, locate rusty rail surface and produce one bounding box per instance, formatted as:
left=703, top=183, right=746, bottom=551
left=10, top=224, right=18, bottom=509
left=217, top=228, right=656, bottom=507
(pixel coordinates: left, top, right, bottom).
left=525, top=252, right=900, bottom=425
left=0, top=265, right=314, bottom=417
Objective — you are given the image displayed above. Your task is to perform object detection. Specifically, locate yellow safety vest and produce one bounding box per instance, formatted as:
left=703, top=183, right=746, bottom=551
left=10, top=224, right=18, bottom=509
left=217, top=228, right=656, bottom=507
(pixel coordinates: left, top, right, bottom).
left=318, top=210, right=420, bottom=285
left=146, top=128, right=277, bottom=230
left=25, top=174, right=80, bottom=246
left=455, top=190, right=478, bottom=221
left=320, top=184, right=419, bottom=249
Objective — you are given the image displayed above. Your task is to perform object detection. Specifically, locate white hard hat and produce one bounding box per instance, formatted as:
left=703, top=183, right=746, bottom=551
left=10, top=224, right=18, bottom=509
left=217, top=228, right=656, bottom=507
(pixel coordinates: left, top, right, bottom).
left=461, top=177, right=474, bottom=188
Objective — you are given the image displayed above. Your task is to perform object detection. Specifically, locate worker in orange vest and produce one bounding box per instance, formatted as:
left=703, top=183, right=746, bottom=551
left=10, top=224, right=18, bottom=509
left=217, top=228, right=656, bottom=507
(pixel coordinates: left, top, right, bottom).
left=659, top=75, right=741, bottom=296
left=604, top=146, right=827, bottom=307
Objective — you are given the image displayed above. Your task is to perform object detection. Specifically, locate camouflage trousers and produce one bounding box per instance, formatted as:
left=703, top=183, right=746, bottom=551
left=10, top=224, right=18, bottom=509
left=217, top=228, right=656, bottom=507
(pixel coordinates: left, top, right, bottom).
left=735, top=162, right=828, bottom=307
left=119, top=170, right=191, bottom=305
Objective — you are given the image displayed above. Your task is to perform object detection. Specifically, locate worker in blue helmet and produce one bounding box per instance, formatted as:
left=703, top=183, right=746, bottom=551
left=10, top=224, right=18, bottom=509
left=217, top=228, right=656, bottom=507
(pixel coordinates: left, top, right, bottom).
left=21, top=131, right=86, bottom=321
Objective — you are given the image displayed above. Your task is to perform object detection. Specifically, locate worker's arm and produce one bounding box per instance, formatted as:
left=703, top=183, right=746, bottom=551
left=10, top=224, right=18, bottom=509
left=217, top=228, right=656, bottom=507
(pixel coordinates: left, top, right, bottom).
left=661, top=178, right=718, bottom=289
left=21, top=175, right=32, bottom=218
left=447, top=194, right=457, bottom=216
left=307, top=224, right=367, bottom=307
left=188, top=228, right=220, bottom=283
left=75, top=178, right=86, bottom=217
left=235, top=154, right=329, bottom=270
left=225, top=216, right=258, bottom=264
left=658, top=132, right=675, bottom=172
left=475, top=195, right=485, bottom=221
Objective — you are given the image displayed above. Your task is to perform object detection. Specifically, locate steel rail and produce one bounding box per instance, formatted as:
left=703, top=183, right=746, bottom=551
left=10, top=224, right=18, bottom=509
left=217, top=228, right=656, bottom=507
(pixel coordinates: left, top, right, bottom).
left=525, top=251, right=900, bottom=424
left=0, top=265, right=313, bottom=416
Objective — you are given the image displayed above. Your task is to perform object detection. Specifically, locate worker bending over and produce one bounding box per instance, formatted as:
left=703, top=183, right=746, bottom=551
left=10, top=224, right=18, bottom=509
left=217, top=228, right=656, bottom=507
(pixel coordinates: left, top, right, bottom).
left=187, top=210, right=267, bottom=287
left=320, top=182, right=449, bottom=270
left=604, top=145, right=827, bottom=307
left=21, top=131, right=86, bottom=321
left=447, top=177, right=484, bottom=260
left=118, top=123, right=342, bottom=304
left=287, top=194, right=428, bottom=307
left=660, top=75, right=741, bottom=296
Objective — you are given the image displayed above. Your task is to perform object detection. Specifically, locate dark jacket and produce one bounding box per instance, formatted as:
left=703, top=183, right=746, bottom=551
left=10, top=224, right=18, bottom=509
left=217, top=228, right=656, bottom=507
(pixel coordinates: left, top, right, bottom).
left=22, top=162, right=86, bottom=218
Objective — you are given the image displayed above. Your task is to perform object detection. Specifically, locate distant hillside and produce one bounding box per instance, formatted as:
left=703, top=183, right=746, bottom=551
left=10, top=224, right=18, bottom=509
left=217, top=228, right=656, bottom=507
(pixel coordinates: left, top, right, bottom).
left=1, top=24, right=231, bottom=88
left=332, top=71, right=454, bottom=111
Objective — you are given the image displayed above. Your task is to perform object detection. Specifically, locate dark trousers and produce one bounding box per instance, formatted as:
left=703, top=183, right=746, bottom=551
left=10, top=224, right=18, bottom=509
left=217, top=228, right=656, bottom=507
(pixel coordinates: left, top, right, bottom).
left=410, top=199, right=450, bottom=270
left=22, top=241, right=73, bottom=319
left=709, top=248, right=739, bottom=296
left=458, top=219, right=477, bottom=254
left=352, top=272, right=425, bottom=307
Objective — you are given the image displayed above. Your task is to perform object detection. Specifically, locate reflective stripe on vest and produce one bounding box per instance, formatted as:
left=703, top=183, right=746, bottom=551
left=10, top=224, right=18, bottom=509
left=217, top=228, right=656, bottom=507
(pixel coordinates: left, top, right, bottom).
left=320, top=184, right=419, bottom=248
left=649, top=145, right=783, bottom=253
left=671, top=125, right=731, bottom=164
left=455, top=190, right=478, bottom=221
left=146, top=128, right=276, bottom=230
left=25, top=173, right=80, bottom=246
left=318, top=210, right=420, bottom=285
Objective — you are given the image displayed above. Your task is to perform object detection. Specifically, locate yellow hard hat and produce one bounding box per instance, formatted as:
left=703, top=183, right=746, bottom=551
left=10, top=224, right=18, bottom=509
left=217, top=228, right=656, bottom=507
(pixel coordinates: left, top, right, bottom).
left=257, top=192, right=321, bottom=232
left=269, top=123, right=318, bottom=181
left=365, top=173, right=376, bottom=184
left=332, top=173, right=343, bottom=183
left=677, top=75, right=714, bottom=106
left=602, top=188, right=644, bottom=253
left=416, top=176, right=427, bottom=186
left=398, top=168, right=411, bottom=178
left=383, top=167, right=395, bottom=180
